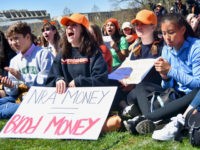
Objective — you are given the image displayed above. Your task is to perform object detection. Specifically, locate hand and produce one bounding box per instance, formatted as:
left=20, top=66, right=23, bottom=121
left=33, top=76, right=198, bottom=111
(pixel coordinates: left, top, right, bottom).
left=119, top=79, right=130, bottom=87
left=4, top=67, right=21, bottom=80
left=0, top=76, right=14, bottom=88
left=119, top=79, right=135, bottom=91
left=191, top=17, right=199, bottom=31
left=68, top=80, right=76, bottom=87
left=56, top=79, right=67, bottom=94
left=154, top=57, right=171, bottom=79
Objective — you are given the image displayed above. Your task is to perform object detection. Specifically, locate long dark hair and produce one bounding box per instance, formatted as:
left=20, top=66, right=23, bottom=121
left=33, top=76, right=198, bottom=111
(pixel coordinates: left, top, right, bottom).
left=0, top=31, right=16, bottom=76
left=89, top=23, right=104, bottom=45
left=160, top=13, right=196, bottom=39
left=111, top=26, right=121, bottom=46
left=60, top=25, right=98, bottom=59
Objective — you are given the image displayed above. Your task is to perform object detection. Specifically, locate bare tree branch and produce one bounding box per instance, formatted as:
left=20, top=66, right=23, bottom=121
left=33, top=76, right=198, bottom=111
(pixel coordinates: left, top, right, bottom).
left=63, top=7, right=72, bottom=16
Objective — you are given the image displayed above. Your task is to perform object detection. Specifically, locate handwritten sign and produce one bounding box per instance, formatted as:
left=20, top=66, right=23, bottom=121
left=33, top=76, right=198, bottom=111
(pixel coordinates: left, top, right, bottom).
left=0, top=86, right=117, bottom=140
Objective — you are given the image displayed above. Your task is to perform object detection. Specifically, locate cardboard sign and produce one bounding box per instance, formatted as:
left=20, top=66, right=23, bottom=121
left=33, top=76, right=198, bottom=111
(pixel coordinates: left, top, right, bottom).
left=0, top=86, right=117, bottom=140
left=108, top=58, right=156, bottom=84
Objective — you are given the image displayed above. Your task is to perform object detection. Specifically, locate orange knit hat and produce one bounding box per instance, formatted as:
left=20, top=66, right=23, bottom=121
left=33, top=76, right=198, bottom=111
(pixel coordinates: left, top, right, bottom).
left=60, top=13, right=89, bottom=29
left=105, top=18, right=120, bottom=30
left=131, top=9, right=157, bottom=26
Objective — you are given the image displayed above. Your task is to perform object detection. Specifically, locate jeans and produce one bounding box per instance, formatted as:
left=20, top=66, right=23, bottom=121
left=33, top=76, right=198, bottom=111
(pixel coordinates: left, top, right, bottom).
left=0, top=95, right=17, bottom=105
left=0, top=95, right=19, bottom=119
left=0, top=102, right=19, bottom=119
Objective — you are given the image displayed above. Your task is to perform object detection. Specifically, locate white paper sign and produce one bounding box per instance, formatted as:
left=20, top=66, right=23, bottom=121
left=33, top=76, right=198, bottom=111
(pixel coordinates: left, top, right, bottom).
left=103, top=36, right=112, bottom=49
left=108, top=58, right=156, bottom=84
left=0, top=86, right=117, bottom=140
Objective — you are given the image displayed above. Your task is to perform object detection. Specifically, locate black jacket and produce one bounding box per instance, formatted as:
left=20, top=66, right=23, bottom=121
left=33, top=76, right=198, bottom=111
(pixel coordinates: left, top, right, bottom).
left=46, top=47, right=108, bottom=87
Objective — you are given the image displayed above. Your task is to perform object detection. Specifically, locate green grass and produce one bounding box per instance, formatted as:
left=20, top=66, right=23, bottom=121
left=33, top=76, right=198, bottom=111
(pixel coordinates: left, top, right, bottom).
left=0, top=120, right=199, bottom=150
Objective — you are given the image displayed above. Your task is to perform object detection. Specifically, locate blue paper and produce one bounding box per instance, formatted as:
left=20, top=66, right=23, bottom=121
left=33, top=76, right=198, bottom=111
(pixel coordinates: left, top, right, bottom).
left=108, top=67, right=133, bottom=80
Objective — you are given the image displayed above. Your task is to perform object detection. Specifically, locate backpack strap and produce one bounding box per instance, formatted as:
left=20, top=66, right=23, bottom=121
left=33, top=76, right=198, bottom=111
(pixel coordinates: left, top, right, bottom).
left=128, top=38, right=161, bottom=59
left=186, top=109, right=200, bottom=129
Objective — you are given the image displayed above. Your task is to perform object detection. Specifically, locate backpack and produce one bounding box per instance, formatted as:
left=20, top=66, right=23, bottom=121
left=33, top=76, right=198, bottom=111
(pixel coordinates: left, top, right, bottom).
left=147, top=88, right=182, bottom=112
left=185, top=109, right=200, bottom=147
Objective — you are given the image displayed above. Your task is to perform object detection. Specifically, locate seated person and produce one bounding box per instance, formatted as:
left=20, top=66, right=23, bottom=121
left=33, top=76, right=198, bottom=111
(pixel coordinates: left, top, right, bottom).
left=121, top=22, right=138, bottom=47
left=0, top=21, right=53, bottom=119
left=45, top=13, right=108, bottom=89
left=123, top=13, right=200, bottom=135
left=152, top=89, right=200, bottom=141
left=0, top=30, right=16, bottom=98
left=41, top=20, right=61, bottom=57
left=104, top=18, right=129, bottom=70
left=120, top=9, right=163, bottom=115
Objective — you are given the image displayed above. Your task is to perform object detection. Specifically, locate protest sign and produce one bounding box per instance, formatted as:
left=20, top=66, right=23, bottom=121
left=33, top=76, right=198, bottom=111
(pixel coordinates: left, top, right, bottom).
left=0, top=86, right=117, bottom=140
left=108, top=58, right=156, bottom=84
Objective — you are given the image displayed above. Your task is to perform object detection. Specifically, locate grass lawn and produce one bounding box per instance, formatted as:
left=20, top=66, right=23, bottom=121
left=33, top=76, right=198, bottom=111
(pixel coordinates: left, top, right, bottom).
left=0, top=120, right=199, bottom=150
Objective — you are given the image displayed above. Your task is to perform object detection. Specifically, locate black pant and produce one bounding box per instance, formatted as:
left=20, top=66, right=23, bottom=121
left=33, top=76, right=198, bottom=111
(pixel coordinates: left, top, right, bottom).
left=127, top=82, right=199, bottom=121
left=108, top=79, right=129, bottom=112
left=110, top=67, right=162, bottom=112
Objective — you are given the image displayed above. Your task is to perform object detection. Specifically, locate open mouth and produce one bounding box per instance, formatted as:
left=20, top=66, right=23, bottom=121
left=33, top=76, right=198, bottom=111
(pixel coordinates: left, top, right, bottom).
left=107, top=29, right=113, bottom=35
left=68, top=32, right=74, bottom=37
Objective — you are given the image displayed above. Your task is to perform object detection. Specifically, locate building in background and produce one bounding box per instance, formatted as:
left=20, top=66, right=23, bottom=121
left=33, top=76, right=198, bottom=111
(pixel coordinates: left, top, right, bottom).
left=0, top=10, right=50, bottom=36
left=0, top=9, right=138, bottom=36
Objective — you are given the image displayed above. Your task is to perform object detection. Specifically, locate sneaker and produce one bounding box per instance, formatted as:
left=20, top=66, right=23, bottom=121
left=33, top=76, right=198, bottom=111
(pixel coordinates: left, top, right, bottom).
left=121, top=104, right=141, bottom=118
left=152, top=114, right=185, bottom=141
left=122, top=105, right=133, bottom=117
left=123, top=116, right=145, bottom=134
left=136, top=119, right=156, bottom=134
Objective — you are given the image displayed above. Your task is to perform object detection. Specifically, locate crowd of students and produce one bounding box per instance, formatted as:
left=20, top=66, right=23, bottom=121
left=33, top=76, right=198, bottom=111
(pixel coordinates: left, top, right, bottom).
left=0, top=4, right=200, bottom=144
